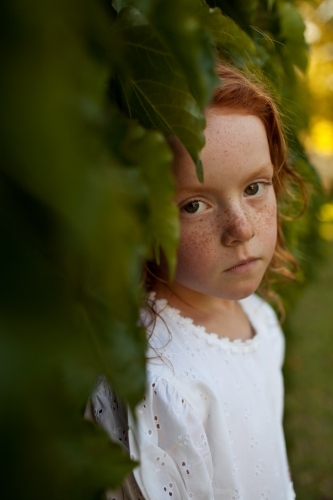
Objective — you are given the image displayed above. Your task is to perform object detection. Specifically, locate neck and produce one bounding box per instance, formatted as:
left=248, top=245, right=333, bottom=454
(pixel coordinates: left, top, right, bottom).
left=153, top=280, right=237, bottom=315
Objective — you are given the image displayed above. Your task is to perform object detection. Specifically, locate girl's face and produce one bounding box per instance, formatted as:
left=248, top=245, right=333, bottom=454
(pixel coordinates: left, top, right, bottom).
left=171, top=108, right=277, bottom=301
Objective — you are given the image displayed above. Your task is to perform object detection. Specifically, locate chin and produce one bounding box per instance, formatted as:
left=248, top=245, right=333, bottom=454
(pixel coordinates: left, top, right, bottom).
left=221, top=280, right=262, bottom=301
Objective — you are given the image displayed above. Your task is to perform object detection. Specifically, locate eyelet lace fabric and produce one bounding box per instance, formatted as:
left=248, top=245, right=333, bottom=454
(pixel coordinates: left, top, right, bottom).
left=86, top=294, right=296, bottom=500
left=147, top=292, right=261, bottom=354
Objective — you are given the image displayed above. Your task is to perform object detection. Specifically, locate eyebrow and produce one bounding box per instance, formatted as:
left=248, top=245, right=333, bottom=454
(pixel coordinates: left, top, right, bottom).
left=175, top=162, right=275, bottom=199
left=244, top=163, right=274, bottom=181
left=175, top=184, right=210, bottom=196
left=177, top=163, right=274, bottom=192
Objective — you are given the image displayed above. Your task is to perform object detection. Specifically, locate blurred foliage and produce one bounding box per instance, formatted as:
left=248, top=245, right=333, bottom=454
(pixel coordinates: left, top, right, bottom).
left=300, top=0, right=333, bottom=120
left=298, top=0, right=333, bottom=189
left=0, top=0, right=324, bottom=498
left=283, top=3, right=333, bottom=497
left=284, top=238, right=333, bottom=499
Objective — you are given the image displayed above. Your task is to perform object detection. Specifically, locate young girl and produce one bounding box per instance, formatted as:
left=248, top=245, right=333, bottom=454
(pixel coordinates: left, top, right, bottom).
left=86, top=63, right=301, bottom=499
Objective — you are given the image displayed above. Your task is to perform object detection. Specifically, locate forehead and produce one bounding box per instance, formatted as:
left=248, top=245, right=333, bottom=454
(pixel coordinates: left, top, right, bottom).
left=170, top=109, right=271, bottom=188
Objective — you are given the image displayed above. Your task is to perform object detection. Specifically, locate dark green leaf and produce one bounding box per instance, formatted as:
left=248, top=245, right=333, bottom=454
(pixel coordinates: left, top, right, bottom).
left=198, top=5, right=259, bottom=69
left=267, top=0, right=276, bottom=11
left=103, top=110, right=179, bottom=275
left=205, top=0, right=259, bottom=27
left=145, top=0, right=219, bottom=109
left=112, top=5, right=206, bottom=177
left=278, top=2, right=308, bottom=72
left=120, top=123, right=180, bottom=274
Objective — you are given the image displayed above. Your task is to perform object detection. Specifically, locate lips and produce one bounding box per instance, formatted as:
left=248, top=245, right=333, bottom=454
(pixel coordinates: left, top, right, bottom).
left=224, top=258, right=260, bottom=274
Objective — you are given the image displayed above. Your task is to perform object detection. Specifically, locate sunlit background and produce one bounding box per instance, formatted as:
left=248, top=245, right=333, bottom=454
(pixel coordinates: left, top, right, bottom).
left=301, top=0, right=333, bottom=239
left=284, top=1, right=333, bottom=497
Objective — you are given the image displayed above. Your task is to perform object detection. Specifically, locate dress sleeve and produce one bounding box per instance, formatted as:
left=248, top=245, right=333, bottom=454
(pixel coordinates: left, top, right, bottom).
left=86, top=376, right=214, bottom=500
left=128, top=375, right=214, bottom=500
left=84, top=378, right=146, bottom=500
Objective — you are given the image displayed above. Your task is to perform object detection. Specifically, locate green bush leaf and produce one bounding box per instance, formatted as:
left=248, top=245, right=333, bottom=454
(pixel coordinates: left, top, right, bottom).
left=278, top=1, right=308, bottom=72
left=112, top=5, right=206, bottom=180
left=198, top=4, right=259, bottom=68
left=113, top=0, right=219, bottom=113
left=205, top=0, right=259, bottom=27
left=0, top=0, right=323, bottom=497
left=142, top=0, right=219, bottom=109
left=0, top=294, right=137, bottom=500
left=115, top=120, right=180, bottom=275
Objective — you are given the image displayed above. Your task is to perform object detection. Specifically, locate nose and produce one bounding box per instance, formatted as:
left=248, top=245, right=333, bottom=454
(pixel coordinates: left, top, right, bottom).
left=221, top=204, right=254, bottom=246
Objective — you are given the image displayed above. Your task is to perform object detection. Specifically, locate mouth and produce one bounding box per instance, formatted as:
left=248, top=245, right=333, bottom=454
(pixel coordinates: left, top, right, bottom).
left=224, top=258, right=260, bottom=275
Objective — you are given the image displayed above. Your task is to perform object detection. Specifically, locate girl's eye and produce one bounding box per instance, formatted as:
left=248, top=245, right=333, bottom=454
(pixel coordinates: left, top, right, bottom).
left=182, top=200, right=207, bottom=214
left=244, top=182, right=261, bottom=196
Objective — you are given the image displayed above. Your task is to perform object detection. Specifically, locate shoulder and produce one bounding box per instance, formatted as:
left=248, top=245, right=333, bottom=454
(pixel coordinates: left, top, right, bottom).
left=239, top=293, right=280, bottom=329
left=240, top=294, right=285, bottom=366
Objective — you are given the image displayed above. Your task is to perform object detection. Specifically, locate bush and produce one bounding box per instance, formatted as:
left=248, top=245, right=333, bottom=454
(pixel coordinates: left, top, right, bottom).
left=0, top=0, right=322, bottom=497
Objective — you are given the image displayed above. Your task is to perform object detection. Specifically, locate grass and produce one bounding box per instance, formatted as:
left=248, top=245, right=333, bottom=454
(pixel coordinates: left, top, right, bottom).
left=284, top=240, right=333, bottom=499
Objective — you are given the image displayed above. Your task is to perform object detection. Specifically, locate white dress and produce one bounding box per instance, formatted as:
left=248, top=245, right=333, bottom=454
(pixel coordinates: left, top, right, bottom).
left=85, top=293, right=295, bottom=500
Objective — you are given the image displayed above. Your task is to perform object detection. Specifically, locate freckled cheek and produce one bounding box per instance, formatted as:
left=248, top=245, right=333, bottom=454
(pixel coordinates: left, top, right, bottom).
left=255, top=199, right=278, bottom=249
left=176, top=225, right=218, bottom=275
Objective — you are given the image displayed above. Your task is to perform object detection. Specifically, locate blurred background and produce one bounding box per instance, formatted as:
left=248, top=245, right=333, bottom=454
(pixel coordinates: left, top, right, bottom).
left=284, top=2, right=333, bottom=498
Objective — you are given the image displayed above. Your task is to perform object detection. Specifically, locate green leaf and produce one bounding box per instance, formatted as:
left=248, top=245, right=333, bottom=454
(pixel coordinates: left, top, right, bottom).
left=112, top=0, right=128, bottom=10
left=120, top=123, right=180, bottom=276
left=0, top=305, right=137, bottom=500
left=205, top=0, right=259, bottom=27
left=81, top=299, right=147, bottom=409
left=278, top=1, right=308, bottom=72
left=112, top=0, right=154, bottom=14
left=198, top=5, right=260, bottom=69
left=0, top=0, right=121, bottom=241
left=105, top=112, right=179, bottom=277
left=112, top=5, right=206, bottom=178
left=144, top=0, right=219, bottom=109
left=0, top=0, right=146, bottom=496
